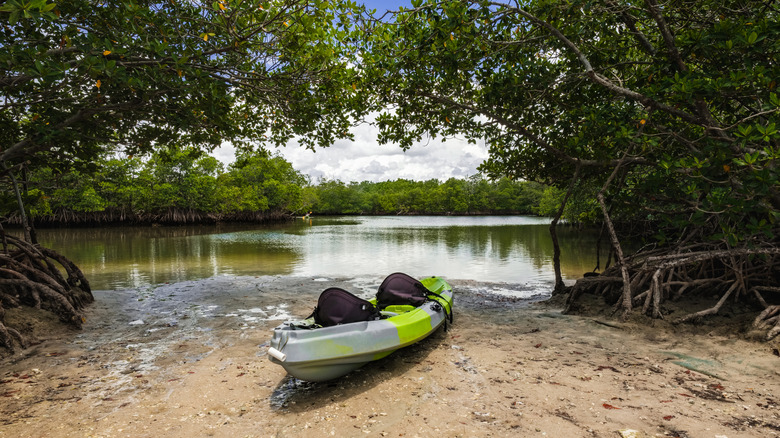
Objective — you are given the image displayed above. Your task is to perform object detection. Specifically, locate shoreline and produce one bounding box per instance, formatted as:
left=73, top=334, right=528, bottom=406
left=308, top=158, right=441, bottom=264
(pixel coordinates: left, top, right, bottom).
left=2, top=212, right=551, bottom=229
left=1, top=275, right=779, bottom=437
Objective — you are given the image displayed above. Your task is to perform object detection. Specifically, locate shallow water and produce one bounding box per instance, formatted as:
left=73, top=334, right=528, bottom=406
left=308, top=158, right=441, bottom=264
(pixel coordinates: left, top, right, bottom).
left=4, top=274, right=777, bottom=438
left=30, top=216, right=607, bottom=291
left=69, top=275, right=550, bottom=397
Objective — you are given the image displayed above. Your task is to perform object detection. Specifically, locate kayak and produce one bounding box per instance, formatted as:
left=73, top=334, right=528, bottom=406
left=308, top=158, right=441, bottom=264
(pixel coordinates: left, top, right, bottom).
left=267, top=276, right=453, bottom=382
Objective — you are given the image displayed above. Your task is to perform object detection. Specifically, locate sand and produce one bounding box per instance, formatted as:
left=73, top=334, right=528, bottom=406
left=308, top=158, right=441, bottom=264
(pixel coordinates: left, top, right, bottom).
left=0, top=275, right=778, bottom=438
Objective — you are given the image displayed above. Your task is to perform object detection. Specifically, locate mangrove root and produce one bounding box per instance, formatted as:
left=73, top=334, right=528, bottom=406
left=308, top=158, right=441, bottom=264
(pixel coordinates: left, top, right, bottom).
left=565, top=242, right=780, bottom=340
left=0, top=229, right=93, bottom=353
left=753, top=305, right=780, bottom=340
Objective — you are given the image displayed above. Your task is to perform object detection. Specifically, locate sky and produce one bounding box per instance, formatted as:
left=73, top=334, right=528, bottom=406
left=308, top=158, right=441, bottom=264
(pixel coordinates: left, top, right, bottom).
left=212, top=0, right=490, bottom=184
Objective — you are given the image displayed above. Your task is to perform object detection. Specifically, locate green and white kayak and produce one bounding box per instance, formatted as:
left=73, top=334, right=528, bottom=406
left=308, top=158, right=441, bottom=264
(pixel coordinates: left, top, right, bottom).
left=267, top=276, right=453, bottom=382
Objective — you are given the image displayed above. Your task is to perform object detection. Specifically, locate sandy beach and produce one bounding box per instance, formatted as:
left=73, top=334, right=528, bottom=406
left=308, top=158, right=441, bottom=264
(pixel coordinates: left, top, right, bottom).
left=1, top=275, right=778, bottom=438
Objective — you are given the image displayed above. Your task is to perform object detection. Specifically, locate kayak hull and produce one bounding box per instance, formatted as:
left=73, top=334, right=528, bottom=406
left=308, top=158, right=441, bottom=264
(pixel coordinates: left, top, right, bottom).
left=268, top=276, right=453, bottom=382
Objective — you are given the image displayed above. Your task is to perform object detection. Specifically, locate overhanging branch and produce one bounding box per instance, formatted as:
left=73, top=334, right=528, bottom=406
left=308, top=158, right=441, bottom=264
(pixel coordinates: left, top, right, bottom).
left=420, top=91, right=648, bottom=169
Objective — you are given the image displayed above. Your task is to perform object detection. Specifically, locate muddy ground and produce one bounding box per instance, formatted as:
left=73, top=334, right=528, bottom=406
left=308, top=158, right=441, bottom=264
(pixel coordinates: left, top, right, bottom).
left=1, top=275, right=779, bottom=438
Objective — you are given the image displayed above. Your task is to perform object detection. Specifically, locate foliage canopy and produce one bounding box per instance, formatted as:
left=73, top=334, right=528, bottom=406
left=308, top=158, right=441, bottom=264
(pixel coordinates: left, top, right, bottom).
left=0, top=0, right=364, bottom=170
left=364, top=0, right=779, bottom=245
left=362, top=0, right=780, bottom=325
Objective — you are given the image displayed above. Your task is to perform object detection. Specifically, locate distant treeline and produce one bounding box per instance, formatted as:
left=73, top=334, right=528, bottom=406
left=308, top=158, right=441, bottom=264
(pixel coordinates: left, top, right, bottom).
left=2, top=148, right=561, bottom=226
left=309, top=178, right=558, bottom=215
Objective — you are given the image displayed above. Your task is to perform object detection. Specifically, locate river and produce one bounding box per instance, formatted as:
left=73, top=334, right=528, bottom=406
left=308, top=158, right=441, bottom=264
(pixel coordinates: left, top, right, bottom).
left=30, top=216, right=606, bottom=294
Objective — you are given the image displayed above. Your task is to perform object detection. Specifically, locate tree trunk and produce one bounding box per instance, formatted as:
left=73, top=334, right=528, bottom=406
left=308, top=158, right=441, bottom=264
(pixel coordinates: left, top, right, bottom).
left=596, top=159, right=633, bottom=318
left=2, top=161, right=32, bottom=243
left=550, top=163, right=581, bottom=295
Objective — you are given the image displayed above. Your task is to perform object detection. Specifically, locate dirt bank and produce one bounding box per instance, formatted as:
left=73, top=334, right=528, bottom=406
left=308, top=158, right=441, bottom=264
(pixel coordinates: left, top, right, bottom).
left=1, top=276, right=778, bottom=438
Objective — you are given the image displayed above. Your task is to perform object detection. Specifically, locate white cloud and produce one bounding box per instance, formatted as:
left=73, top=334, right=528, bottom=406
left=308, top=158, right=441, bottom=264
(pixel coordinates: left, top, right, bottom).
left=214, top=120, right=489, bottom=183
left=213, top=141, right=237, bottom=164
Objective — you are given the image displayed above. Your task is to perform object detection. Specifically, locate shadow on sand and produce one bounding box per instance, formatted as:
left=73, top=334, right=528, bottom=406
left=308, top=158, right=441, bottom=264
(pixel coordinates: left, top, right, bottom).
left=269, top=327, right=448, bottom=412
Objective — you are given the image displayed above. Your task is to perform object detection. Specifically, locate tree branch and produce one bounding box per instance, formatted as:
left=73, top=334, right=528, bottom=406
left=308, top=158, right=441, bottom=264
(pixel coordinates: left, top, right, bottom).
left=420, top=91, right=648, bottom=169
left=489, top=1, right=717, bottom=130
left=1, top=110, right=90, bottom=163
left=644, top=0, right=686, bottom=71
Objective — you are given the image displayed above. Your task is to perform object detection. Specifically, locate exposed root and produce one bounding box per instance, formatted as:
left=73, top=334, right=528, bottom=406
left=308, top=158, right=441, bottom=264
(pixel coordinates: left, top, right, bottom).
left=0, top=228, right=93, bottom=353
left=0, top=303, right=26, bottom=354
left=566, top=243, right=780, bottom=340
left=674, top=281, right=738, bottom=324
left=753, top=305, right=780, bottom=340
left=4, top=207, right=292, bottom=227
left=768, top=320, right=780, bottom=341
left=0, top=322, right=26, bottom=354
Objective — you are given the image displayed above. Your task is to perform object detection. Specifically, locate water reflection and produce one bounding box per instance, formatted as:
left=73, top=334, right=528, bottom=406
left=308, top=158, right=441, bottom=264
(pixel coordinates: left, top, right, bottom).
left=29, top=216, right=611, bottom=290
left=34, top=224, right=303, bottom=289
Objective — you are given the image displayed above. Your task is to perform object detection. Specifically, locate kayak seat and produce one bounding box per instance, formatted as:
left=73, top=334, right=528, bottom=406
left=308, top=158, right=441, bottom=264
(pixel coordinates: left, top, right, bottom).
left=377, top=273, right=454, bottom=326
left=376, top=272, right=431, bottom=309
left=311, top=287, right=381, bottom=327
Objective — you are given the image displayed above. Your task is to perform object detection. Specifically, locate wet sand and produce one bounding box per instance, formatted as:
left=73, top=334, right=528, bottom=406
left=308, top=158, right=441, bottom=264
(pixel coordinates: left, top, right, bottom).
left=1, top=275, right=779, bottom=438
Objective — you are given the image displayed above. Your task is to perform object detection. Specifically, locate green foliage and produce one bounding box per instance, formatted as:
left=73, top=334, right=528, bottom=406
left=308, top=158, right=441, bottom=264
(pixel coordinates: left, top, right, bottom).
left=307, top=175, right=549, bottom=215
left=534, top=186, right=564, bottom=218
left=140, top=147, right=221, bottom=212
left=13, top=150, right=310, bottom=220
left=1, top=0, right=365, bottom=210
left=10, top=149, right=552, bottom=220
left=219, top=151, right=307, bottom=213
left=363, top=0, right=780, bottom=245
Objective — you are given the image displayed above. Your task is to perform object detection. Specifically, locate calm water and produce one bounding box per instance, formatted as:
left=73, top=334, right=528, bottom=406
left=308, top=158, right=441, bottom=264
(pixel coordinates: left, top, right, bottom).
left=30, top=216, right=606, bottom=290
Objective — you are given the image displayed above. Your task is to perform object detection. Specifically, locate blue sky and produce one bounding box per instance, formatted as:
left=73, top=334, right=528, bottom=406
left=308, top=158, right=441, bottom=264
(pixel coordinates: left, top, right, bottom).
left=215, top=0, right=488, bottom=183
left=360, top=0, right=409, bottom=13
